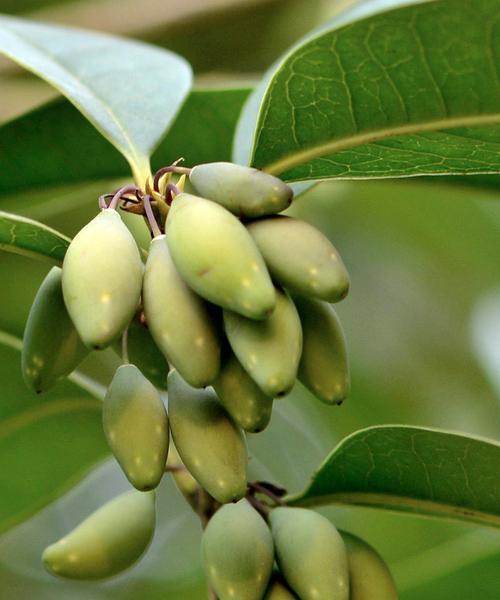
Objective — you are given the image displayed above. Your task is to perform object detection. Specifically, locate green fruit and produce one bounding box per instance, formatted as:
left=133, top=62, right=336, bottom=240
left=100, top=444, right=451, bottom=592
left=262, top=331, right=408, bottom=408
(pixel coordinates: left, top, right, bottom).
left=189, top=162, right=293, bottom=218
left=341, top=532, right=398, bottom=600
left=62, top=208, right=143, bottom=349
left=22, top=267, right=89, bottom=394
left=201, top=499, right=274, bottom=600
left=143, top=235, right=220, bottom=387
left=167, top=442, right=200, bottom=510
left=224, top=289, right=302, bottom=397
left=42, top=490, right=155, bottom=580
left=103, top=364, right=169, bottom=491
left=121, top=316, right=169, bottom=389
left=247, top=216, right=349, bottom=302
left=294, top=295, right=349, bottom=404
left=264, top=574, right=299, bottom=599
left=270, top=507, right=349, bottom=600
left=213, top=348, right=273, bottom=433
left=167, top=370, right=247, bottom=503
left=166, top=193, right=275, bottom=319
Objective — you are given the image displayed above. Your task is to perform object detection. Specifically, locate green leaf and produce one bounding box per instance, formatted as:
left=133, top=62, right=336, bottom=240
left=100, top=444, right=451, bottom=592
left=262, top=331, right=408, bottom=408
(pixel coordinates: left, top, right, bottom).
left=0, top=88, right=250, bottom=196
left=0, top=15, right=192, bottom=183
left=0, top=331, right=108, bottom=534
left=287, top=425, right=500, bottom=529
left=246, top=0, right=500, bottom=182
left=0, top=210, right=69, bottom=264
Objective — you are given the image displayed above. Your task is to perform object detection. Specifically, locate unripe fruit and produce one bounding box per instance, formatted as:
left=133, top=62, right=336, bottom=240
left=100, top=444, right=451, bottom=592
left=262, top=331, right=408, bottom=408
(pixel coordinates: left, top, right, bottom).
left=264, top=574, right=299, bottom=599
left=119, top=316, right=169, bottom=389
left=269, top=507, right=349, bottom=600
left=341, top=532, right=398, bottom=600
left=201, top=499, right=274, bottom=600
left=189, top=162, right=293, bottom=218
left=166, top=442, right=200, bottom=510
left=224, top=289, right=302, bottom=397
left=247, top=216, right=349, bottom=302
left=213, top=348, right=273, bottom=433
left=42, top=490, right=155, bottom=580
left=22, top=267, right=89, bottom=394
left=294, top=296, right=349, bottom=404
left=143, top=235, right=220, bottom=387
left=167, top=370, right=247, bottom=503
left=62, top=208, right=143, bottom=349
left=166, top=193, right=275, bottom=319
left=102, top=364, right=169, bottom=491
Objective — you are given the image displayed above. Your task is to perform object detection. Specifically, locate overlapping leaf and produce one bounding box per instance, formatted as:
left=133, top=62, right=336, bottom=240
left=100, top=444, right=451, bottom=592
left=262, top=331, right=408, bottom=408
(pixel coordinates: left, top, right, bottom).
left=288, top=426, right=500, bottom=528
left=0, top=15, right=192, bottom=182
left=241, top=0, right=500, bottom=182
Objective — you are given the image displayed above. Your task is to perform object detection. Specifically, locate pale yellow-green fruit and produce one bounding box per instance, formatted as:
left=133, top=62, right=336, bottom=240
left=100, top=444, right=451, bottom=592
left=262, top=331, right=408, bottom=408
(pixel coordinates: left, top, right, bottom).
left=341, top=532, right=398, bottom=600
left=201, top=499, right=274, bottom=600
left=62, top=208, right=143, bottom=349
left=143, top=235, right=220, bottom=387
left=264, top=574, right=299, bottom=599
left=166, top=193, right=275, bottom=319
left=189, top=162, right=293, bottom=218
left=166, top=442, right=200, bottom=510
left=247, top=216, right=349, bottom=302
left=22, top=266, right=89, bottom=394
left=213, top=348, right=274, bottom=433
left=223, top=289, right=302, bottom=397
left=103, top=364, right=169, bottom=491
left=167, top=370, right=247, bottom=503
left=42, top=490, right=155, bottom=580
left=117, top=316, right=169, bottom=389
left=293, top=295, right=349, bottom=404
left=270, top=507, right=349, bottom=600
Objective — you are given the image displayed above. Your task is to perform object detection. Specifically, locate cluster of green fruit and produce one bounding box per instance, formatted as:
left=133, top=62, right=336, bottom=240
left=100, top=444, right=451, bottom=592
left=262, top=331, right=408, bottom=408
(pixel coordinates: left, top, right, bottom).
left=20, top=162, right=359, bottom=592
left=203, top=499, right=398, bottom=600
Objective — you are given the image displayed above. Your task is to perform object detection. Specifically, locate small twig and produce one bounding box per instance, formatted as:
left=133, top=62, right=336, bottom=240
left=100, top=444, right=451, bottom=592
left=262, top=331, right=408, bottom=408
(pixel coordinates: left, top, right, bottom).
left=247, top=494, right=271, bottom=519
left=248, top=481, right=286, bottom=505
left=164, top=463, right=187, bottom=473
left=108, top=185, right=140, bottom=211
left=121, top=328, right=129, bottom=365
left=153, top=164, right=191, bottom=192
left=143, top=195, right=162, bottom=237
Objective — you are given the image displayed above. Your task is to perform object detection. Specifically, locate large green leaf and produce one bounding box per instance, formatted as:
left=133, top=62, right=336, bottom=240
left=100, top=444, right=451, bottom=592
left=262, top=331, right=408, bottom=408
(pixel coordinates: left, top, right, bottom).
left=0, top=331, right=108, bottom=534
left=0, top=88, right=250, bottom=195
left=244, top=0, right=500, bottom=182
left=0, top=211, right=69, bottom=264
left=287, top=426, right=500, bottom=528
left=0, top=15, right=192, bottom=183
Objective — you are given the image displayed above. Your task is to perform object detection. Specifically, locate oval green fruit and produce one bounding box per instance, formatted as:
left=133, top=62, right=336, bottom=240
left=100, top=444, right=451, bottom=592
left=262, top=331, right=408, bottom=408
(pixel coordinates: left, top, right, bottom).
left=167, top=370, right=247, bottom=503
left=167, top=442, right=200, bottom=510
left=270, top=507, right=349, bottom=600
left=341, top=532, right=398, bottom=600
left=120, top=315, right=169, bottom=389
left=22, top=266, right=89, bottom=394
left=294, top=295, right=349, bottom=404
left=143, top=235, right=220, bottom=387
left=42, top=489, right=156, bottom=580
left=247, top=216, right=349, bottom=302
left=264, top=574, right=299, bottom=599
left=189, top=162, right=293, bottom=218
left=103, top=364, right=169, bottom=491
left=213, top=348, right=273, bottom=433
left=201, top=499, right=274, bottom=600
left=62, top=208, right=143, bottom=349
left=223, top=289, right=302, bottom=397
left=166, top=193, right=275, bottom=320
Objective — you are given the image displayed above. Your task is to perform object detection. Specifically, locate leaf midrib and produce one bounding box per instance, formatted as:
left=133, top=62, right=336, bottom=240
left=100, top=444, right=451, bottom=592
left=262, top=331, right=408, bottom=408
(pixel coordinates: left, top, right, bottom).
left=287, top=490, right=500, bottom=529
left=263, top=113, right=500, bottom=176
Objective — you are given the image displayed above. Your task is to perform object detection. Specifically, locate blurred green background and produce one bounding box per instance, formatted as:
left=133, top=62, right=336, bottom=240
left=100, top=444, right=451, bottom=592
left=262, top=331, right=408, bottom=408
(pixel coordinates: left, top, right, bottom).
left=0, top=0, right=499, bottom=598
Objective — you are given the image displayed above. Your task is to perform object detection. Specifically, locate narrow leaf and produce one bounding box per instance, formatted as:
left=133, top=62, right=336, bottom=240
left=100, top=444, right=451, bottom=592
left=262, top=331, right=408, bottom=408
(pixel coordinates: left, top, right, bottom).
left=0, top=211, right=69, bottom=264
left=287, top=426, right=500, bottom=529
left=247, top=0, right=500, bottom=181
left=0, top=15, right=192, bottom=182
left=0, top=331, right=108, bottom=534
